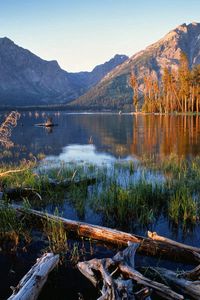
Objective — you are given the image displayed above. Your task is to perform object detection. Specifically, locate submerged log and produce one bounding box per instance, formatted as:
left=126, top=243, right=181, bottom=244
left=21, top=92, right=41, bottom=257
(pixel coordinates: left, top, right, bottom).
left=78, top=243, right=183, bottom=300
left=47, top=177, right=96, bottom=189
left=8, top=252, right=59, bottom=300
left=13, top=206, right=200, bottom=265
left=1, top=177, right=96, bottom=201
left=2, top=188, right=42, bottom=201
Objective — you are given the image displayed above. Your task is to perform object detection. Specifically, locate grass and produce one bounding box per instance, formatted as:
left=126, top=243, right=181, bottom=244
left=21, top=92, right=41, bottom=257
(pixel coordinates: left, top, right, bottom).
left=168, top=187, right=198, bottom=224
left=0, top=201, right=31, bottom=250
left=42, top=208, right=68, bottom=254
left=1, top=156, right=200, bottom=234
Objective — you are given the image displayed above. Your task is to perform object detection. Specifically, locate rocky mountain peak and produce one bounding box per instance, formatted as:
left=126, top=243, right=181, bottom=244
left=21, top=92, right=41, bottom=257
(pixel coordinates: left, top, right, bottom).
left=0, top=37, right=128, bottom=106
left=72, top=22, right=200, bottom=110
left=0, top=37, right=14, bottom=46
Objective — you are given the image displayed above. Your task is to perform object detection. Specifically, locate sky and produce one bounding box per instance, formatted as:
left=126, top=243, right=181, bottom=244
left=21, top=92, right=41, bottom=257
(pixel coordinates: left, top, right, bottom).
left=0, top=0, right=199, bottom=72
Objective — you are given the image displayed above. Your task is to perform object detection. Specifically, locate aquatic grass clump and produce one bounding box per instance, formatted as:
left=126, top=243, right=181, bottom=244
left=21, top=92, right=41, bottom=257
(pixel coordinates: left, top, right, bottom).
left=67, top=185, right=88, bottom=219
left=168, top=187, right=198, bottom=224
left=0, top=202, right=30, bottom=250
left=91, top=180, right=165, bottom=229
left=42, top=208, right=68, bottom=254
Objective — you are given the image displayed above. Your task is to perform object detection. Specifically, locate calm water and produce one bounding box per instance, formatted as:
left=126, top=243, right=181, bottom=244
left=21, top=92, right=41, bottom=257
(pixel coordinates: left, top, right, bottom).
left=1, top=111, right=200, bottom=299
left=1, top=111, right=200, bottom=161
left=1, top=111, right=200, bottom=241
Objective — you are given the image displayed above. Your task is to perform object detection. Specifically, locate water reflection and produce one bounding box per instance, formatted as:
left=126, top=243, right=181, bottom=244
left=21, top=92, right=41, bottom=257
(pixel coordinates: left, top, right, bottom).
left=45, top=144, right=116, bottom=166
left=1, top=112, right=200, bottom=162
left=130, top=114, right=200, bottom=159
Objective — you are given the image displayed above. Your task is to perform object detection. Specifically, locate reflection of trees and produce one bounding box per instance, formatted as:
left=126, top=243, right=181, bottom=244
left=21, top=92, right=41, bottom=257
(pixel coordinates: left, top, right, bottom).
left=130, top=115, right=200, bottom=158
left=5, top=111, right=200, bottom=161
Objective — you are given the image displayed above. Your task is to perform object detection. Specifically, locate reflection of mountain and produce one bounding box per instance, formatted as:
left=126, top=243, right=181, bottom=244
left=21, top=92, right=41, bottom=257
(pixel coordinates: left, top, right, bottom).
left=5, top=112, right=200, bottom=162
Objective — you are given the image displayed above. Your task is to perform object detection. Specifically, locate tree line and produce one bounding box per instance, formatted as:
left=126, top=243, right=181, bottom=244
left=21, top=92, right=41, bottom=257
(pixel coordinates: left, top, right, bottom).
left=130, top=52, right=200, bottom=113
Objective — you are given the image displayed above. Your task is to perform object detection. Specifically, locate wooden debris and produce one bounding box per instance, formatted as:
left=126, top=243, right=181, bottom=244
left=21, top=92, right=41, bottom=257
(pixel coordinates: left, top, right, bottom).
left=148, top=267, right=200, bottom=300
left=182, top=264, right=200, bottom=281
left=148, top=231, right=200, bottom=254
left=12, top=206, right=200, bottom=265
left=8, top=252, right=59, bottom=300
left=77, top=243, right=183, bottom=300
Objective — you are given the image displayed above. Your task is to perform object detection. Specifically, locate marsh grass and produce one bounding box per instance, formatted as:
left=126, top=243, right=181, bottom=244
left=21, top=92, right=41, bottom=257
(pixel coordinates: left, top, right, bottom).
left=1, top=156, right=200, bottom=233
left=90, top=179, right=165, bottom=229
left=0, top=201, right=30, bottom=250
left=66, top=184, right=89, bottom=219
left=169, top=187, right=198, bottom=224
left=42, top=208, right=68, bottom=254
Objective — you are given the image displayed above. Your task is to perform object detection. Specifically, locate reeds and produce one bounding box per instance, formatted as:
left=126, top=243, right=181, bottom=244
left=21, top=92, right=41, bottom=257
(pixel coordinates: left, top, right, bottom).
left=42, top=208, right=68, bottom=254
left=0, top=201, right=30, bottom=250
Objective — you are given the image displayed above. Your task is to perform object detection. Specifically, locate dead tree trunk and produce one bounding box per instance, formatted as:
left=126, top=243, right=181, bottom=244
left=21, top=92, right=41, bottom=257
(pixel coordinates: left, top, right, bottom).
left=147, top=267, right=200, bottom=300
left=13, top=206, right=200, bottom=265
left=8, top=252, right=59, bottom=300
left=78, top=243, right=183, bottom=300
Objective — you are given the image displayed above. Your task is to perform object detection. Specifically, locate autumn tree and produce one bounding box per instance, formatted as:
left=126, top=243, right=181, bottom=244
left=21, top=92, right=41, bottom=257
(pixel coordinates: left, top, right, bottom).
left=130, top=72, right=139, bottom=112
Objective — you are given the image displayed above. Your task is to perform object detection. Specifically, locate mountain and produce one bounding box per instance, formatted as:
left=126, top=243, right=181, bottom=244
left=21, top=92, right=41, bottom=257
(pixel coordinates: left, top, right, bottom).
left=73, top=54, right=128, bottom=90
left=0, top=37, right=128, bottom=106
left=71, top=22, right=200, bottom=110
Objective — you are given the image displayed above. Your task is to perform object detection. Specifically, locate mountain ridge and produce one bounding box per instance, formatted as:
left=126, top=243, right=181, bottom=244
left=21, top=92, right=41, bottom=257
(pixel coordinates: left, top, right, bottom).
left=0, top=37, right=128, bottom=106
left=71, top=22, right=200, bottom=110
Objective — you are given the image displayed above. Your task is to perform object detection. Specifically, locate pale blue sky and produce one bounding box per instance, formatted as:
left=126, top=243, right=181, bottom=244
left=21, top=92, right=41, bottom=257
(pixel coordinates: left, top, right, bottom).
left=0, top=0, right=199, bottom=72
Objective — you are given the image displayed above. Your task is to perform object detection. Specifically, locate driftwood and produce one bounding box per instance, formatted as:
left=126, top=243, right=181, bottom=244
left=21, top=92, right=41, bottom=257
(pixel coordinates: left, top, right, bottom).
left=148, top=231, right=200, bottom=254
left=78, top=243, right=183, bottom=300
left=34, top=123, right=58, bottom=127
left=35, top=116, right=57, bottom=127
left=8, top=252, right=59, bottom=300
left=0, top=168, right=29, bottom=178
left=147, top=267, right=200, bottom=300
left=183, top=264, right=200, bottom=281
left=13, top=206, right=200, bottom=265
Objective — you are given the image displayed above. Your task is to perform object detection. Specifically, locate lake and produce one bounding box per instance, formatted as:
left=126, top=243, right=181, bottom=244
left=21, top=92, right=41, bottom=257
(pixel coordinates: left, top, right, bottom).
left=1, top=111, right=200, bottom=162
left=1, top=111, right=200, bottom=299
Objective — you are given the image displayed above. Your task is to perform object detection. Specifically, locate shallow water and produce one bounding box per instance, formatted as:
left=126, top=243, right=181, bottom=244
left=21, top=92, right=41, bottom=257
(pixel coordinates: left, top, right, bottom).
left=1, top=111, right=200, bottom=299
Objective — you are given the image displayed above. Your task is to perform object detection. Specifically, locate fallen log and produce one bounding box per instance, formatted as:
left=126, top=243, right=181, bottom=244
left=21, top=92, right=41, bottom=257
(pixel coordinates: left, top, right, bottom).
left=8, top=252, right=59, bottom=300
left=148, top=231, right=200, bottom=254
left=182, top=264, right=200, bottom=281
left=13, top=205, right=200, bottom=265
left=78, top=243, right=183, bottom=300
left=147, top=267, right=200, bottom=300
left=34, top=123, right=58, bottom=127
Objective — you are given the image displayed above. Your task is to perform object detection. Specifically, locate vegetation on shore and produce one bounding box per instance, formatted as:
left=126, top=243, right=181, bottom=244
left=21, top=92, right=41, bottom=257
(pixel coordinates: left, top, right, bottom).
left=130, top=52, right=200, bottom=113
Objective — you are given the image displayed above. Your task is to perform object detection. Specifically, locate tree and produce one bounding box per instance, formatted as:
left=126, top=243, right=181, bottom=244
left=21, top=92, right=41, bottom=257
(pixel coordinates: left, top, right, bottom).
left=130, top=72, right=139, bottom=112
